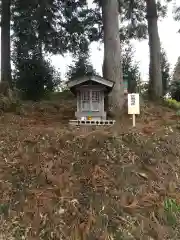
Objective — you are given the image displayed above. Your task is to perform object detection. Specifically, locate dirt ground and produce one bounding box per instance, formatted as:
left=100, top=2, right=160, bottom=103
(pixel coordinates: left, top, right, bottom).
left=0, top=99, right=180, bottom=239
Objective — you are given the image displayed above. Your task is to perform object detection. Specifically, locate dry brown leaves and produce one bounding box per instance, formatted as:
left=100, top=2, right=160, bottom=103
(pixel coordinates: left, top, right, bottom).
left=0, top=100, right=179, bottom=239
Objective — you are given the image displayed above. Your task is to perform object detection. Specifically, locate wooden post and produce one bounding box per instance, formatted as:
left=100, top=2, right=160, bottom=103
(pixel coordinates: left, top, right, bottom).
left=132, top=114, right=135, bottom=127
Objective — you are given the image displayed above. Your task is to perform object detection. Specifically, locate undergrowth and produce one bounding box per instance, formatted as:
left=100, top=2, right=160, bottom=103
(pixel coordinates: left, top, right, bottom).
left=0, top=100, right=179, bottom=239
left=0, top=88, right=21, bottom=113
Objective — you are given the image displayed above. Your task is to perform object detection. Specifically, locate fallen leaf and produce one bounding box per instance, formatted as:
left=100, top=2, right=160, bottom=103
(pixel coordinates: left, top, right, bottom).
left=136, top=172, right=148, bottom=180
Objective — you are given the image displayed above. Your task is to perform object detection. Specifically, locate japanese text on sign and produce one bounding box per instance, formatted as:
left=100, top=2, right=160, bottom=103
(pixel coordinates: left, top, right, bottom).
left=130, top=94, right=136, bottom=106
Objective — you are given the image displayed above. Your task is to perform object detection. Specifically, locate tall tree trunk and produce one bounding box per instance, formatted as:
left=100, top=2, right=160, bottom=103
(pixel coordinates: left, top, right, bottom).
left=1, top=0, right=12, bottom=85
left=146, top=0, right=162, bottom=100
left=102, top=0, right=124, bottom=115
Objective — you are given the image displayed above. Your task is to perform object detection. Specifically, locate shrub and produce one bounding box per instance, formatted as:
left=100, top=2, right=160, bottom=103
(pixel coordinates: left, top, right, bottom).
left=0, top=88, right=21, bottom=113
left=170, top=80, right=180, bottom=101
left=164, top=98, right=180, bottom=109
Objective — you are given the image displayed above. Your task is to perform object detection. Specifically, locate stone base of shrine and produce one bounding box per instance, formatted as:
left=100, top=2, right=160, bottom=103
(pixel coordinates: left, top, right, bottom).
left=69, top=119, right=115, bottom=126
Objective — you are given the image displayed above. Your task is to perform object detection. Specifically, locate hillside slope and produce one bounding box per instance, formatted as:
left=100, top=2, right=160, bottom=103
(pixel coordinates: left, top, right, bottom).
left=0, top=100, right=180, bottom=239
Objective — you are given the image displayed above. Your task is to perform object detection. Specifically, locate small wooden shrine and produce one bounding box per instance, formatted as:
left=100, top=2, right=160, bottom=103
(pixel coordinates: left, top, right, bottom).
left=67, top=74, right=115, bottom=125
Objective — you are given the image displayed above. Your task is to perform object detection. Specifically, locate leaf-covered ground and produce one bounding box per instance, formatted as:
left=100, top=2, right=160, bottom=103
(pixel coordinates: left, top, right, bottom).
left=0, top=100, right=180, bottom=239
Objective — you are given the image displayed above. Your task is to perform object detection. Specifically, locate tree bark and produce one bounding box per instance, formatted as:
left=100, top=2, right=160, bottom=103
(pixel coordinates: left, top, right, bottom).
left=145, top=0, right=162, bottom=100
left=102, top=0, right=124, bottom=115
left=1, top=0, right=12, bottom=85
